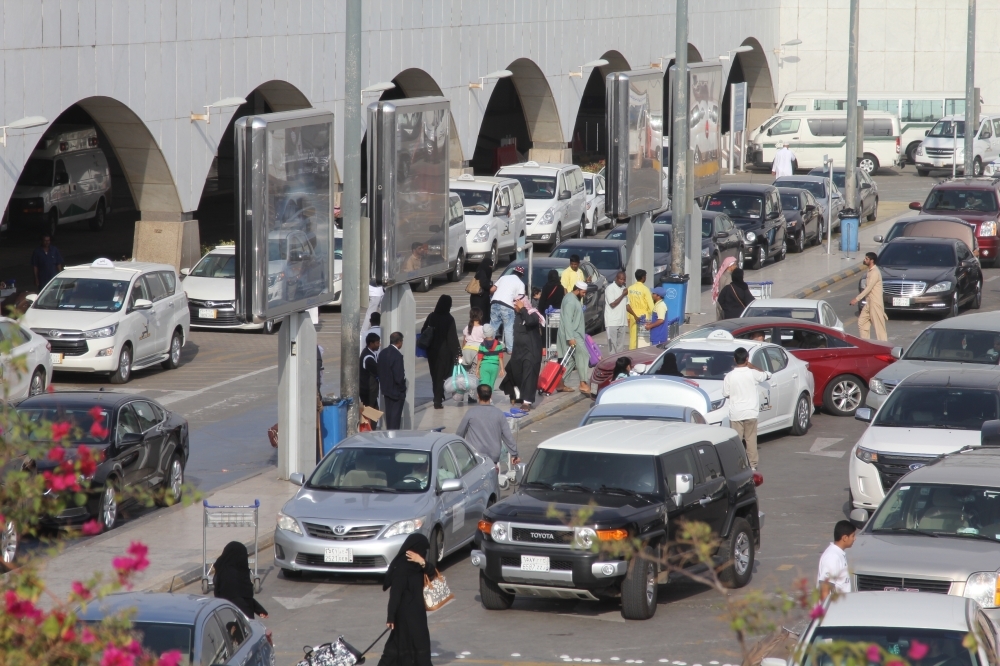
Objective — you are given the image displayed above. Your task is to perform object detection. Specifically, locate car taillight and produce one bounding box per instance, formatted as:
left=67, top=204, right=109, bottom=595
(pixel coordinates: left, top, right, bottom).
left=896, top=136, right=901, bottom=153
left=874, top=353, right=896, bottom=363
left=753, top=471, right=763, bottom=487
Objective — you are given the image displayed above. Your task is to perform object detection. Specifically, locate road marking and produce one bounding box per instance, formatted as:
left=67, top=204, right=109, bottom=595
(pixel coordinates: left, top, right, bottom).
left=797, top=437, right=846, bottom=458
left=776, top=564, right=794, bottom=571
left=271, top=584, right=339, bottom=610
left=157, top=365, right=278, bottom=405
left=987, top=275, right=1000, bottom=282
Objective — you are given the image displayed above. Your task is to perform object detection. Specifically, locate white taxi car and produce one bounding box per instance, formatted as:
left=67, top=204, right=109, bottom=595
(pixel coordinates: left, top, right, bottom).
left=182, top=245, right=278, bottom=333
left=0, top=317, right=51, bottom=400
left=22, top=258, right=191, bottom=384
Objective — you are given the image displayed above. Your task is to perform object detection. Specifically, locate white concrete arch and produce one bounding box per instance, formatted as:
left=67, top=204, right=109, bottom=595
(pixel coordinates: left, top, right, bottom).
left=390, top=68, right=464, bottom=170
left=737, top=37, right=777, bottom=129
left=506, top=57, right=565, bottom=160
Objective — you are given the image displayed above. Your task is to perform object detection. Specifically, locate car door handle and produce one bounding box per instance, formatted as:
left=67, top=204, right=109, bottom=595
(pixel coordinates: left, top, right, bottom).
left=698, top=497, right=711, bottom=506
left=769, top=381, right=777, bottom=387
left=792, top=373, right=798, bottom=378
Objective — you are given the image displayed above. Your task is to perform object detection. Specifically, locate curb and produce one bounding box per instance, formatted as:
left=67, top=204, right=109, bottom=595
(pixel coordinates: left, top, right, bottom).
left=515, top=391, right=590, bottom=429
left=785, top=263, right=865, bottom=299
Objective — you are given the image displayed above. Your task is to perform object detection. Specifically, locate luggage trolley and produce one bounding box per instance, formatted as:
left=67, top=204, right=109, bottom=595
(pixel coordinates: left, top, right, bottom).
left=746, top=281, right=773, bottom=300
left=498, top=410, right=528, bottom=489
left=544, top=310, right=560, bottom=360
left=202, top=499, right=261, bottom=594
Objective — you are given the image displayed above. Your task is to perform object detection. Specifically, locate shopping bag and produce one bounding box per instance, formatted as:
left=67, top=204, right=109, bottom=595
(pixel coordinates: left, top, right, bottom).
left=444, top=364, right=477, bottom=398
left=423, top=573, right=455, bottom=611
left=584, top=334, right=602, bottom=367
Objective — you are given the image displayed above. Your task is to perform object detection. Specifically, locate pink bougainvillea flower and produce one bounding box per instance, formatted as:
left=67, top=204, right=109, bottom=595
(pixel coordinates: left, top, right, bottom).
left=47, top=445, right=65, bottom=462
left=113, top=541, right=151, bottom=585
left=157, top=651, right=184, bottom=666
left=100, top=645, right=136, bottom=666
left=71, top=581, right=92, bottom=600
left=89, top=406, right=105, bottom=421
left=90, top=421, right=109, bottom=439
left=81, top=520, right=103, bottom=536
left=5, top=590, right=43, bottom=623
left=81, top=628, right=97, bottom=644
left=51, top=421, right=71, bottom=440
left=909, top=640, right=929, bottom=661
left=809, top=603, right=826, bottom=620
left=866, top=645, right=882, bottom=663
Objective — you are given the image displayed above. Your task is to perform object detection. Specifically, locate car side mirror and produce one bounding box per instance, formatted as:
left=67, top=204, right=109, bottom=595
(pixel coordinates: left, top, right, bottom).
left=289, top=250, right=304, bottom=262
left=849, top=508, right=870, bottom=526
left=861, top=182, right=871, bottom=189
left=891, top=346, right=903, bottom=359
left=924, top=129, right=930, bottom=136
left=132, top=298, right=153, bottom=311
left=596, top=186, right=605, bottom=195
left=767, top=210, right=781, bottom=220
left=716, top=230, right=728, bottom=238
left=909, top=201, right=922, bottom=211
left=54, top=172, right=69, bottom=186
left=24, top=294, right=37, bottom=303
left=632, top=363, right=648, bottom=374
left=854, top=407, right=873, bottom=423
left=672, top=473, right=694, bottom=506
left=514, top=462, right=526, bottom=485
left=805, top=204, right=816, bottom=212
left=119, top=432, right=143, bottom=448
left=766, top=128, right=773, bottom=136
left=558, top=190, right=572, bottom=201
left=873, top=235, right=885, bottom=243
left=496, top=205, right=510, bottom=216
left=439, top=478, right=463, bottom=493
left=180, top=268, right=190, bottom=276
left=289, top=472, right=305, bottom=486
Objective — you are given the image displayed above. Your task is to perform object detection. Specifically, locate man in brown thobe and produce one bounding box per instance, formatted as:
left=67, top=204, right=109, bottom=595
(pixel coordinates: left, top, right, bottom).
left=851, top=252, right=887, bottom=340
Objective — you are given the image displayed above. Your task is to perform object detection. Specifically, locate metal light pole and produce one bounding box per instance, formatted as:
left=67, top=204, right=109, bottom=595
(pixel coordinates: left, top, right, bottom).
left=340, top=0, right=362, bottom=435
left=963, top=0, right=977, bottom=177
left=670, top=0, right=688, bottom=276
left=844, top=0, right=860, bottom=213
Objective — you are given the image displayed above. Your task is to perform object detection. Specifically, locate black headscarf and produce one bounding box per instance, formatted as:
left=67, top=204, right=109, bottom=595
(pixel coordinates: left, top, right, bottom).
left=474, top=259, right=494, bottom=291
left=214, top=541, right=265, bottom=618
left=383, top=533, right=435, bottom=590
left=731, top=268, right=748, bottom=288
left=432, top=294, right=452, bottom=316
left=538, top=270, right=566, bottom=313
left=659, top=352, right=682, bottom=377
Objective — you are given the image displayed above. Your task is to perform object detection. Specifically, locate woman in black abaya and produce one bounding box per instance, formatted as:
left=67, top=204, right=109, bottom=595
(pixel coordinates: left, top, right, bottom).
left=468, top=259, right=494, bottom=324
left=502, top=294, right=544, bottom=410
left=423, top=295, right=461, bottom=409
left=378, top=534, right=435, bottom=666
left=213, top=541, right=267, bottom=619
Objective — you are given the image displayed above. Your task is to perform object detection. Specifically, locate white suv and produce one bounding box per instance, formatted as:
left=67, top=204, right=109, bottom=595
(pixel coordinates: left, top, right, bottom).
left=496, top=161, right=587, bottom=248
left=450, top=174, right=527, bottom=266
left=22, top=258, right=191, bottom=384
left=915, top=114, right=1000, bottom=177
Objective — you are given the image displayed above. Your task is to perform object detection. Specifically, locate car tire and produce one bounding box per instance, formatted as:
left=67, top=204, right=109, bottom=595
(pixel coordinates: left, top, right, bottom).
left=710, top=254, right=720, bottom=278
left=28, top=367, right=45, bottom=396
left=261, top=319, right=278, bottom=334
left=479, top=571, right=515, bottom=610
left=161, top=329, right=183, bottom=370
left=577, top=216, right=586, bottom=239
left=867, top=197, right=878, bottom=222
left=47, top=209, right=59, bottom=240
left=859, top=153, right=879, bottom=175
left=1, top=519, right=17, bottom=569
left=448, top=250, right=465, bottom=282
left=793, top=231, right=805, bottom=253
left=620, top=544, right=658, bottom=620
left=109, top=344, right=132, bottom=384
left=414, top=275, right=432, bottom=293
left=916, top=168, right=930, bottom=177
left=552, top=225, right=562, bottom=248
left=428, top=527, right=444, bottom=565
left=816, top=219, right=825, bottom=246
left=489, top=241, right=499, bottom=268
left=157, top=453, right=184, bottom=506
left=718, top=518, right=754, bottom=589
left=736, top=249, right=744, bottom=269
left=974, top=157, right=984, bottom=177
left=905, top=142, right=921, bottom=164
left=823, top=374, right=867, bottom=417
left=89, top=200, right=106, bottom=231
left=91, top=479, right=120, bottom=532
left=281, top=568, right=303, bottom=579
left=775, top=238, right=787, bottom=262
left=790, top=392, right=812, bottom=435
left=945, top=293, right=959, bottom=318
left=972, top=280, right=983, bottom=309
left=753, top=244, right=766, bottom=269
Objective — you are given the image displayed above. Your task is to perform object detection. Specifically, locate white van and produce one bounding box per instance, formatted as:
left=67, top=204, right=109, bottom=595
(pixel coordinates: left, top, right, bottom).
left=6, top=126, right=112, bottom=237
left=750, top=110, right=902, bottom=175
left=914, top=114, right=1000, bottom=177
left=408, top=193, right=468, bottom=292
left=449, top=174, right=526, bottom=266
left=495, top=162, right=587, bottom=248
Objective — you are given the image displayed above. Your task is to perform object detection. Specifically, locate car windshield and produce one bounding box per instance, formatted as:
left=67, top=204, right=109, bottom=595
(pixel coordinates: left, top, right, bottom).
left=130, top=623, right=194, bottom=666
left=873, top=386, right=999, bottom=430
left=18, top=406, right=113, bottom=443
left=583, top=415, right=682, bottom=425
left=608, top=227, right=672, bottom=254
left=780, top=194, right=800, bottom=211
left=742, top=307, right=818, bottom=322
left=552, top=246, right=620, bottom=271
left=706, top=194, right=764, bottom=219
left=33, top=277, right=129, bottom=311
left=504, top=174, right=557, bottom=200
left=307, top=448, right=432, bottom=492
left=190, top=253, right=235, bottom=278
left=803, top=628, right=973, bottom=666
left=778, top=180, right=825, bottom=198
left=809, top=169, right=848, bottom=190
left=19, top=158, right=53, bottom=187
left=668, top=349, right=737, bottom=379
left=267, top=239, right=287, bottom=262
left=928, top=120, right=965, bottom=138
left=453, top=188, right=492, bottom=215
left=924, top=189, right=998, bottom=212
left=871, top=482, right=1000, bottom=541
left=879, top=242, right=956, bottom=267
left=525, top=449, right=660, bottom=495
left=905, top=328, right=1000, bottom=365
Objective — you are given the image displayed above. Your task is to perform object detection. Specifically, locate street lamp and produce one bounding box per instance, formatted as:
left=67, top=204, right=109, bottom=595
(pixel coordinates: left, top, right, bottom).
left=719, top=45, right=755, bottom=61
left=190, top=97, right=247, bottom=124
left=361, top=82, right=396, bottom=103
left=774, top=39, right=803, bottom=56
left=651, top=53, right=676, bottom=69
left=569, top=58, right=609, bottom=78
left=0, top=116, right=48, bottom=147
left=469, top=69, right=513, bottom=89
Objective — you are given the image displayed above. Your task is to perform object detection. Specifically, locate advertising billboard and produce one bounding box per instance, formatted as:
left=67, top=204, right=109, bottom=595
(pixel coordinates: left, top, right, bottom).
left=688, top=62, right=723, bottom=197
left=234, top=109, right=335, bottom=323
left=368, top=97, right=451, bottom=288
left=605, top=69, right=664, bottom=219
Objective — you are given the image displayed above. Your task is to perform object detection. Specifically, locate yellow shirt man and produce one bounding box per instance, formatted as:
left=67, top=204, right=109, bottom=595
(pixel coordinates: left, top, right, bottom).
left=627, top=275, right=654, bottom=348
left=561, top=262, right=585, bottom=293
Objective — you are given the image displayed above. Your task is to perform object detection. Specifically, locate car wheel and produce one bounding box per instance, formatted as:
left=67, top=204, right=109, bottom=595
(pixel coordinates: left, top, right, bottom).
left=489, top=241, right=499, bottom=267
left=428, top=527, right=444, bottom=565
left=816, top=218, right=825, bottom=245
left=859, top=153, right=879, bottom=175
left=620, top=544, right=657, bottom=620
left=414, top=274, right=432, bottom=293
left=47, top=209, right=59, bottom=240
left=449, top=250, right=465, bottom=282
left=89, top=200, right=106, bottom=231
left=95, top=481, right=119, bottom=532
left=479, top=571, right=514, bottom=610
left=28, top=367, right=45, bottom=396
left=157, top=453, right=184, bottom=506
left=718, top=518, right=754, bottom=589
left=710, top=254, right=719, bottom=278
left=552, top=225, right=562, bottom=248
left=161, top=329, right=183, bottom=370
left=790, top=392, right=812, bottom=435
left=1, top=519, right=17, bottom=568
left=261, top=319, right=278, bottom=334
left=867, top=197, right=878, bottom=222
left=775, top=237, right=787, bottom=262
left=973, top=280, right=983, bottom=309
left=577, top=216, right=586, bottom=239
left=974, top=156, right=984, bottom=177
left=945, top=293, right=959, bottom=318
left=736, top=249, right=744, bottom=269
left=109, top=345, right=132, bottom=384
left=754, top=244, right=766, bottom=269
left=824, top=374, right=866, bottom=417
left=794, top=231, right=805, bottom=253
left=916, top=168, right=930, bottom=177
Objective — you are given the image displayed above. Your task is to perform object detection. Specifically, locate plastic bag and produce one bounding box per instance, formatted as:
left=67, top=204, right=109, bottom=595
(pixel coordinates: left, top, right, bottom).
left=444, top=364, right=477, bottom=399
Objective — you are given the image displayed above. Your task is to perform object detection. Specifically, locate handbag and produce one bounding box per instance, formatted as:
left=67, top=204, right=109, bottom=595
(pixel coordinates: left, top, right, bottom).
left=416, top=324, right=434, bottom=350
left=444, top=364, right=477, bottom=399
left=297, top=638, right=360, bottom=666
left=423, top=572, right=454, bottom=611
left=465, top=277, right=482, bottom=295
left=584, top=334, right=602, bottom=367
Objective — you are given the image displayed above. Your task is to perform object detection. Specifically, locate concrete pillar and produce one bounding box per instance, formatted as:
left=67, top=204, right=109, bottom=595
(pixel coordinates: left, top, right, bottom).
left=278, top=312, right=318, bottom=479
left=132, top=213, right=201, bottom=271
left=528, top=145, right=572, bottom=164
left=625, top=213, right=654, bottom=284
left=382, top=283, right=416, bottom=429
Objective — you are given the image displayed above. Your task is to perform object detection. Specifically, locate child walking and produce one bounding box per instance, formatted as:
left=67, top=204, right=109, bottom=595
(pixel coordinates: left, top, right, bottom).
left=476, top=324, right=505, bottom=391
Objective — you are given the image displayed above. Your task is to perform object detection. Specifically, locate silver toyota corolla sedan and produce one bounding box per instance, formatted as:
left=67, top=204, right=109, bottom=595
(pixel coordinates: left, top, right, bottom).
left=274, top=430, right=500, bottom=577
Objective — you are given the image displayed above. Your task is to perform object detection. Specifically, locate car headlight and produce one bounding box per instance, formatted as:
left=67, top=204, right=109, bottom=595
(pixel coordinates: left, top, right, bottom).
left=745, top=231, right=756, bottom=243
left=268, top=272, right=285, bottom=287
left=982, top=220, right=997, bottom=237
left=382, top=518, right=425, bottom=538
left=491, top=522, right=508, bottom=542
left=869, top=378, right=887, bottom=395
left=84, top=324, right=118, bottom=339
left=916, top=145, right=924, bottom=156
left=277, top=511, right=302, bottom=536
left=702, top=246, right=710, bottom=257
left=711, top=397, right=727, bottom=411
left=541, top=208, right=555, bottom=223
left=926, top=281, right=952, bottom=294
left=473, top=224, right=490, bottom=243
left=654, top=265, right=667, bottom=275
left=965, top=572, right=1000, bottom=608
left=574, top=527, right=597, bottom=549
left=855, top=446, right=879, bottom=464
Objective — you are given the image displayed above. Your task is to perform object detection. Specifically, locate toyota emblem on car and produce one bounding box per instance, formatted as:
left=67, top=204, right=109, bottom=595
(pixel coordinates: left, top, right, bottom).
left=333, top=525, right=348, bottom=535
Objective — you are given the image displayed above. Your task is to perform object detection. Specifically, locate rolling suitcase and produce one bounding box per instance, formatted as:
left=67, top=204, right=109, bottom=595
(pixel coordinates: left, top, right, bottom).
left=538, top=345, right=575, bottom=395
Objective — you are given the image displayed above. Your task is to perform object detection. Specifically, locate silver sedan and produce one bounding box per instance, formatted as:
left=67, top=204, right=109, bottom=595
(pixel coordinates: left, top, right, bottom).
left=274, top=431, right=500, bottom=577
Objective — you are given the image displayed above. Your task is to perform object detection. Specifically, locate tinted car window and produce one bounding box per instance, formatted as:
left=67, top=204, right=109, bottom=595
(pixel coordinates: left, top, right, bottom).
left=215, top=607, right=249, bottom=651
left=158, top=271, right=177, bottom=294
left=875, top=387, right=999, bottom=430
left=706, top=194, right=764, bottom=219
left=130, top=622, right=194, bottom=664
left=714, top=437, right=750, bottom=475
left=695, top=444, right=723, bottom=480
left=879, top=242, right=956, bottom=268
left=117, top=405, right=142, bottom=441
left=780, top=194, right=800, bottom=211
left=777, top=180, right=825, bottom=198
left=132, top=401, right=161, bottom=431
left=437, top=448, right=460, bottom=485
left=924, top=189, right=998, bottom=213
left=35, top=277, right=130, bottom=312
left=143, top=273, right=168, bottom=302
left=191, top=254, right=236, bottom=278
left=764, top=347, right=789, bottom=372
left=200, top=615, right=230, bottom=666
left=450, top=442, right=478, bottom=477
left=660, top=447, right=701, bottom=492
left=775, top=327, right=828, bottom=349
left=551, top=246, right=621, bottom=271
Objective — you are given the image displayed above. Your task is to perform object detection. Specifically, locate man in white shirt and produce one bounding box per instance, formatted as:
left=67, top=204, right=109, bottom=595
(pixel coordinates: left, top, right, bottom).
left=490, top=270, right=527, bottom=353
left=604, top=271, right=629, bottom=354
left=771, top=141, right=797, bottom=179
left=721, top=347, right=771, bottom=469
left=817, top=521, right=857, bottom=600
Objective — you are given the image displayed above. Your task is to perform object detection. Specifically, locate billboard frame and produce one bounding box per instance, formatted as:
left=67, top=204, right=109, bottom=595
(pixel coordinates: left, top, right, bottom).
left=669, top=61, right=723, bottom=198
left=606, top=69, right=665, bottom=219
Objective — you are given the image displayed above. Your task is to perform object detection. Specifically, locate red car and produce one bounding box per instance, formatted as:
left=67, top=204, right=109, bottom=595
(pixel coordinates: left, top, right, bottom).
left=910, top=179, right=1000, bottom=266
left=592, top=317, right=900, bottom=416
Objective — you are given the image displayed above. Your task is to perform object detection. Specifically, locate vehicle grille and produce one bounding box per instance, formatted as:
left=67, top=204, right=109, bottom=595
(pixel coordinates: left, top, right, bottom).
left=188, top=300, right=240, bottom=326
left=295, top=553, right=387, bottom=568
left=501, top=556, right=574, bottom=570
left=526, top=214, right=537, bottom=223
left=48, top=339, right=89, bottom=356
left=883, top=281, right=926, bottom=297
left=511, top=527, right=575, bottom=545
left=925, top=148, right=957, bottom=158
left=856, top=574, right=952, bottom=594
left=872, top=454, right=937, bottom=491
left=302, top=523, right=384, bottom=541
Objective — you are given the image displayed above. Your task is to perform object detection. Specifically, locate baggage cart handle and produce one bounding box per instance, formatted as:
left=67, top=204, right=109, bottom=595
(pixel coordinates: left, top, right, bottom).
left=203, top=500, right=260, bottom=509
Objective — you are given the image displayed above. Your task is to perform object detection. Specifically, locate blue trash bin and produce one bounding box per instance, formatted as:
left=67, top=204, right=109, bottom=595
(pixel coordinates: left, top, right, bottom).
left=660, top=274, right=689, bottom=335
left=320, top=398, right=353, bottom=456
left=839, top=209, right=859, bottom=253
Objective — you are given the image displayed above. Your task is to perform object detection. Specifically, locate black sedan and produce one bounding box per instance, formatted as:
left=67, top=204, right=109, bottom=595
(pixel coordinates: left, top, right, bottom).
left=550, top=238, right=627, bottom=282
left=500, top=258, right=606, bottom=333
left=650, top=210, right=746, bottom=278
left=858, top=237, right=982, bottom=318
left=706, top=183, right=787, bottom=269
left=777, top=187, right=824, bottom=252
left=605, top=224, right=673, bottom=284
left=14, top=391, right=189, bottom=538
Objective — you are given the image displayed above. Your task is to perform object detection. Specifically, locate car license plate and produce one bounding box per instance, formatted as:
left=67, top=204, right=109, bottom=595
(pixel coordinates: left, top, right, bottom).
left=50, top=353, right=63, bottom=364
left=892, top=297, right=910, bottom=307
left=198, top=308, right=218, bottom=319
left=324, top=547, right=353, bottom=563
left=521, top=555, right=550, bottom=572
